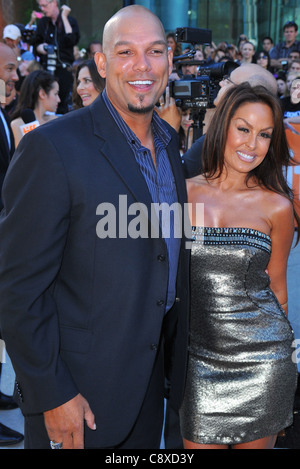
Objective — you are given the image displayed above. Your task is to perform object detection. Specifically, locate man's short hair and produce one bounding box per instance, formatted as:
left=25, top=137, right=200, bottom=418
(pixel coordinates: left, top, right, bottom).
left=283, top=21, right=298, bottom=32
left=41, top=0, right=61, bottom=6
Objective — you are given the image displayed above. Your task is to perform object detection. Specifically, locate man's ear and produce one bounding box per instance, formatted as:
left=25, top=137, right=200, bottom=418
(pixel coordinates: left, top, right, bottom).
left=94, top=52, right=107, bottom=78
left=167, top=48, right=173, bottom=76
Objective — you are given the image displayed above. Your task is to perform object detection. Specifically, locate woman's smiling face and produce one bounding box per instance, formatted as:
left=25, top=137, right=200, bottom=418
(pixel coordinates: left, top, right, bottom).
left=77, top=67, right=99, bottom=107
left=224, top=101, right=274, bottom=174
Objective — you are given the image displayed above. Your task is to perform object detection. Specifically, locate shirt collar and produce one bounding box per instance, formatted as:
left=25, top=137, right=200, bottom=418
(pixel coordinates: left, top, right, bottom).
left=102, top=88, right=171, bottom=148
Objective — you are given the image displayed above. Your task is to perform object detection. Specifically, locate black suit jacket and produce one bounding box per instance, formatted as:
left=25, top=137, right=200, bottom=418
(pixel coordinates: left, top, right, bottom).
left=0, top=108, right=14, bottom=348
left=0, top=95, right=190, bottom=447
left=0, top=108, right=14, bottom=210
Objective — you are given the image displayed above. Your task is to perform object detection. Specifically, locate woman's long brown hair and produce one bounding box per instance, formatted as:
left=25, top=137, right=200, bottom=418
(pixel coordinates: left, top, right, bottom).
left=202, top=83, right=300, bottom=243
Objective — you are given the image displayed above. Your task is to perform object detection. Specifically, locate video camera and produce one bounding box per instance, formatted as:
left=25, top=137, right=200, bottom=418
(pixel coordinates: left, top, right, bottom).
left=170, top=27, right=238, bottom=110
left=169, top=27, right=239, bottom=140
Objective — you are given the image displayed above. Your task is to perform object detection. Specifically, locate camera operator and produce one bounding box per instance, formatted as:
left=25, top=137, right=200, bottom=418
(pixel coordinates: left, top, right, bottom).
left=32, top=1, right=80, bottom=113
left=180, top=57, right=199, bottom=77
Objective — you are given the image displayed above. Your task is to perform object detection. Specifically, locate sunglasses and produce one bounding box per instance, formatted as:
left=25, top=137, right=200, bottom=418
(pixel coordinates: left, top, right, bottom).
left=222, top=75, right=236, bottom=85
left=284, top=21, right=297, bottom=27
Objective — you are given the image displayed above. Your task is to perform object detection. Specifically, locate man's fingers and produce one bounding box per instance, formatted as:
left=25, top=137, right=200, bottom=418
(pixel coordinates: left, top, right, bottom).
left=71, top=424, right=85, bottom=449
left=83, top=401, right=96, bottom=431
left=62, top=431, right=75, bottom=449
left=44, top=394, right=95, bottom=449
left=165, top=85, right=170, bottom=104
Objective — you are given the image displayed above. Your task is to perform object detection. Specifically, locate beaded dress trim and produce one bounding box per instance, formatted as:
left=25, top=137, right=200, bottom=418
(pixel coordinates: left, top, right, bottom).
left=191, top=227, right=271, bottom=254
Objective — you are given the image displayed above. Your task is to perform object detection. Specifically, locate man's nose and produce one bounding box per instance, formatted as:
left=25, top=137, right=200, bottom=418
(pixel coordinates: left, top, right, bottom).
left=132, top=52, right=151, bottom=71
left=12, top=70, right=19, bottom=82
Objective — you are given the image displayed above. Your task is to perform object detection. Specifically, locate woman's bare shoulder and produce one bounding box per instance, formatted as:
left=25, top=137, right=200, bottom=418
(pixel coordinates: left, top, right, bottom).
left=261, top=188, right=293, bottom=214
left=258, top=188, right=294, bottom=233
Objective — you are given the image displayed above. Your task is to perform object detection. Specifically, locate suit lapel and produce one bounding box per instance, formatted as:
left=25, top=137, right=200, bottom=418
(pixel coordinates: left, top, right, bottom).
left=89, top=95, right=188, bottom=236
left=166, top=134, right=190, bottom=245
left=166, top=134, right=187, bottom=208
left=90, top=96, right=154, bottom=212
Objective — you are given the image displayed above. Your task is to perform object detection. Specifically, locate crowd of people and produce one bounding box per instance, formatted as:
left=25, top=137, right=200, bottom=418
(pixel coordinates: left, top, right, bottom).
left=163, top=20, right=300, bottom=151
left=1, top=2, right=300, bottom=140
left=0, top=1, right=300, bottom=450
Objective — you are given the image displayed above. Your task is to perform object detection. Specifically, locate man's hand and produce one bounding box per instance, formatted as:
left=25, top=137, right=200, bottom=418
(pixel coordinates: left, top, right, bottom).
left=155, top=86, right=181, bottom=132
left=61, top=5, right=71, bottom=18
left=60, top=5, right=72, bottom=33
left=44, top=393, right=96, bottom=449
left=36, top=43, right=48, bottom=55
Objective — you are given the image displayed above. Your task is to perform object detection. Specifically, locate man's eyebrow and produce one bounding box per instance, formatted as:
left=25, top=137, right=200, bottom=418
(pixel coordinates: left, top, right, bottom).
left=114, top=40, right=167, bottom=48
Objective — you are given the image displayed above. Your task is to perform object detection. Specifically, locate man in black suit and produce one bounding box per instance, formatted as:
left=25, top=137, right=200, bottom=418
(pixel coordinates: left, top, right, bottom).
left=0, top=6, right=190, bottom=449
left=0, top=42, right=24, bottom=446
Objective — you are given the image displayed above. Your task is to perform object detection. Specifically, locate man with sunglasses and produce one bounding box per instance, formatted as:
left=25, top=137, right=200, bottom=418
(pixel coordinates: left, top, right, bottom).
left=270, top=21, right=300, bottom=71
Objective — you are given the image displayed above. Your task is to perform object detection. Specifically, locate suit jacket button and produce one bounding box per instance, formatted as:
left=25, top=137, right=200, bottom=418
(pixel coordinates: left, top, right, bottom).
left=157, top=254, right=166, bottom=262
left=150, top=344, right=158, bottom=351
left=157, top=300, right=164, bottom=306
left=15, top=382, right=23, bottom=402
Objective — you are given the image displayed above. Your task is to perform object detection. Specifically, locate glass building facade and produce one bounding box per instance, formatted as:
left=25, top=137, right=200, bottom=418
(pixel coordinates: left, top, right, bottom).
left=134, top=0, right=300, bottom=50
left=1, top=1, right=299, bottom=51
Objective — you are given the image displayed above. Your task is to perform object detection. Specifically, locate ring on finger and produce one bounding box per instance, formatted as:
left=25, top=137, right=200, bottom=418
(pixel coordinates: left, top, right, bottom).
left=50, top=440, right=63, bottom=449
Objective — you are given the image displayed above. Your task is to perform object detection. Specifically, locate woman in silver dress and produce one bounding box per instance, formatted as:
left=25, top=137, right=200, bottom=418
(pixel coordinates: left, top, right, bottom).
left=180, top=83, right=300, bottom=449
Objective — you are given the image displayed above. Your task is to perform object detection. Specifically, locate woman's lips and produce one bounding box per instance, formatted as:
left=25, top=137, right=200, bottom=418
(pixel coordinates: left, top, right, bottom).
left=236, top=150, right=256, bottom=162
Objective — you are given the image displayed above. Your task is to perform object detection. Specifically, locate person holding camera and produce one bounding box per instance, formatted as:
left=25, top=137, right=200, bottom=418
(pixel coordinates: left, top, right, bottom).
left=32, top=1, right=80, bottom=113
left=270, top=21, right=300, bottom=71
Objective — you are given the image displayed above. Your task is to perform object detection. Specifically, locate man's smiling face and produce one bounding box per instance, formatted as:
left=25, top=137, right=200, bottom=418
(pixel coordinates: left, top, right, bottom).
left=95, top=9, right=172, bottom=120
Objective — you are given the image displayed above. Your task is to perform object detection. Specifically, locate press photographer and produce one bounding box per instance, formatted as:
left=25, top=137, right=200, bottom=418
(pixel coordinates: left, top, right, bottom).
left=170, top=27, right=238, bottom=141
left=32, top=1, right=80, bottom=113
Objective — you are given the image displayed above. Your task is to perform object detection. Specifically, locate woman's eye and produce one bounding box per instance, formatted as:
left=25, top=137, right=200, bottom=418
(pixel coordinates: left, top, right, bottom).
left=237, top=127, right=249, bottom=133
left=260, top=132, right=272, bottom=139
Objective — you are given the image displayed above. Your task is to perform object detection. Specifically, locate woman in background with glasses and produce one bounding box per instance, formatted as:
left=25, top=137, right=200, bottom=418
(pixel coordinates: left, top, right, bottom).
left=255, top=50, right=272, bottom=72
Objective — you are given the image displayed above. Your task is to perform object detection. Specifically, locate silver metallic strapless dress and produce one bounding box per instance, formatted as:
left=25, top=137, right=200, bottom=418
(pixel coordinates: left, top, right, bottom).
left=180, top=227, right=298, bottom=446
